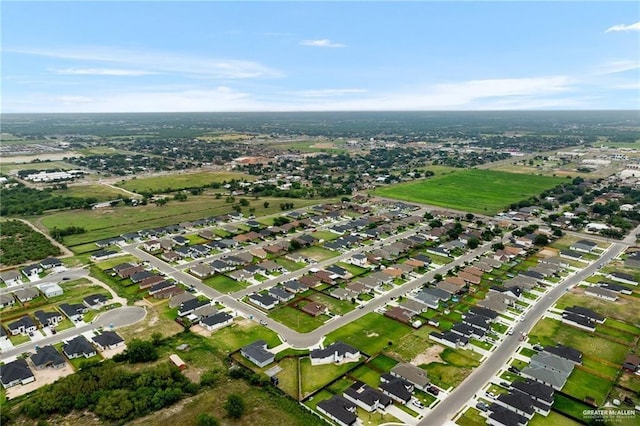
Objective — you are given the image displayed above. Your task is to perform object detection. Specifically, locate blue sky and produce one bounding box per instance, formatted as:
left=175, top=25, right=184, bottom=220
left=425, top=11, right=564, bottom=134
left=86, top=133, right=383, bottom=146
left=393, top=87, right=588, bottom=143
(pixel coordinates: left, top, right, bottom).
left=2, top=1, right=639, bottom=112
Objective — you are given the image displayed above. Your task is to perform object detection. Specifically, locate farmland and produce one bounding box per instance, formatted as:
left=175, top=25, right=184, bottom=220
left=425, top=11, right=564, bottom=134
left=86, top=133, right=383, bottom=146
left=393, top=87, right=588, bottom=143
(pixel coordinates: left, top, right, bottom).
left=374, top=169, right=564, bottom=214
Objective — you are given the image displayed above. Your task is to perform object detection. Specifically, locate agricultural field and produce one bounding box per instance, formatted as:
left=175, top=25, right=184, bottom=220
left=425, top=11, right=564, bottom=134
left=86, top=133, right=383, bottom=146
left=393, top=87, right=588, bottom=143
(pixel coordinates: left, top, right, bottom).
left=51, top=184, right=132, bottom=201
left=116, top=171, right=254, bottom=193
left=374, top=169, right=564, bottom=214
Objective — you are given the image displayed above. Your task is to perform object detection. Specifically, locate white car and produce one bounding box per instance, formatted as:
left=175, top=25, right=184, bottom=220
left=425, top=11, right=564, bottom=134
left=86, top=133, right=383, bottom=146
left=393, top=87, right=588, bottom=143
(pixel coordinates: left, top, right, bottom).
left=411, top=399, right=425, bottom=409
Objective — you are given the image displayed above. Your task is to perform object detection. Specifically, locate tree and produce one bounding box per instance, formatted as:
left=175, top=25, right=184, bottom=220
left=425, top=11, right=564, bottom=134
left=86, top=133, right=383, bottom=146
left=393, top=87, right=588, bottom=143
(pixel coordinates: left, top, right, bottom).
left=197, top=413, right=219, bottom=426
left=224, top=394, right=245, bottom=419
left=492, top=242, right=504, bottom=251
left=467, top=237, right=480, bottom=249
left=263, top=201, right=270, bottom=209
left=533, top=234, right=549, bottom=246
left=150, top=332, right=163, bottom=346
left=239, top=198, right=250, bottom=207
left=122, top=339, right=158, bottom=363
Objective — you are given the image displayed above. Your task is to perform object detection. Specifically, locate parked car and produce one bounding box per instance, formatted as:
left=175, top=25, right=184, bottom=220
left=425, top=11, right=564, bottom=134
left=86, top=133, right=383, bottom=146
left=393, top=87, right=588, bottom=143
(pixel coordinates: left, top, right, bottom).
left=411, top=399, right=425, bottom=409
left=476, top=402, right=488, bottom=411
left=508, top=366, right=520, bottom=374
left=486, top=391, right=496, bottom=399
left=427, top=386, right=440, bottom=396
left=500, top=381, right=510, bottom=388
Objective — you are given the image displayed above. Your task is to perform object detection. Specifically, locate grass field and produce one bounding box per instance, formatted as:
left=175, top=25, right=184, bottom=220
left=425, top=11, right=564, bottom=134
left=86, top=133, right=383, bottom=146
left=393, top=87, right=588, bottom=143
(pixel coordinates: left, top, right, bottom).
left=38, top=196, right=328, bottom=246
left=117, top=171, right=254, bottom=193
left=554, top=290, right=640, bottom=324
left=208, top=318, right=281, bottom=354
left=562, top=368, right=614, bottom=406
left=202, top=274, right=246, bottom=293
left=374, top=169, right=564, bottom=214
left=325, top=312, right=412, bottom=355
left=529, top=410, right=582, bottom=426
left=0, top=160, right=77, bottom=175
left=528, top=318, right=630, bottom=365
left=300, top=357, right=358, bottom=397
left=268, top=306, right=328, bottom=332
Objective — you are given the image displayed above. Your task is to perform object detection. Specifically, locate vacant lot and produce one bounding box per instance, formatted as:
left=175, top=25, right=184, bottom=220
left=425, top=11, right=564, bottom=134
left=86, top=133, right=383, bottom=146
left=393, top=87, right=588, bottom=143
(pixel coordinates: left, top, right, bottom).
left=117, top=171, right=253, bottom=193
left=207, top=318, right=281, bottom=355
left=39, top=196, right=325, bottom=246
left=374, top=169, right=563, bottom=214
left=325, top=312, right=412, bottom=355
left=562, top=368, right=614, bottom=406
left=554, top=289, right=639, bottom=324
left=300, top=357, right=359, bottom=397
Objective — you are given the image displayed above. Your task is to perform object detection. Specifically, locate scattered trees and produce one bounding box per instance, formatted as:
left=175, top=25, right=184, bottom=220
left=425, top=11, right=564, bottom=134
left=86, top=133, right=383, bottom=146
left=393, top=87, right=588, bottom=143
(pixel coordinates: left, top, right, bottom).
left=224, top=394, right=245, bottom=419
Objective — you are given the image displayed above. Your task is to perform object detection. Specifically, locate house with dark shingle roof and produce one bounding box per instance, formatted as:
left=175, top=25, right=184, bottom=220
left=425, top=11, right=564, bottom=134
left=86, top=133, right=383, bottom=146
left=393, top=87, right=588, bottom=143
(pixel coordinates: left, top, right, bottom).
left=240, top=340, right=274, bottom=367
left=343, top=381, right=392, bottom=412
left=31, top=345, right=66, bottom=369
left=543, top=344, right=582, bottom=364
left=0, top=359, right=35, bottom=388
left=201, top=312, right=233, bottom=330
left=92, top=331, right=125, bottom=351
left=316, top=395, right=357, bottom=426
left=63, top=335, right=97, bottom=359
left=379, top=376, right=414, bottom=404
left=248, top=293, right=279, bottom=310
left=310, top=341, right=360, bottom=366
left=83, top=294, right=109, bottom=309
left=34, top=310, right=63, bottom=328
left=7, top=315, right=37, bottom=335
left=570, top=239, right=598, bottom=253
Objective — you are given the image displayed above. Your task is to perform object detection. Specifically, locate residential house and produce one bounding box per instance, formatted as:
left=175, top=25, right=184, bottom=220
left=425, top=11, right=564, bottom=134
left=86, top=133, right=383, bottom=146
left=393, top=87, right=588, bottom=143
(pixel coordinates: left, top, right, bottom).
left=385, top=306, right=414, bottom=324
left=379, top=376, right=414, bottom=404
left=169, top=292, right=196, bottom=309
left=83, top=294, right=109, bottom=309
left=160, top=251, right=181, bottom=262
left=390, top=363, right=430, bottom=391
left=302, top=302, right=328, bottom=317
left=139, top=274, right=165, bottom=289
left=310, top=342, right=360, bottom=366
left=142, top=240, right=161, bottom=252
left=399, top=299, right=428, bottom=315
left=22, top=264, right=43, bottom=280
left=0, top=359, right=35, bottom=388
left=283, top=280, right=305, bottom=293
left=92, top=331, right=125, bottom=351
left=148, top=280, right=176, bottom=296
left=511, top=379, right=554, bottom=408
left=190, top=263, right=215, bottom=278
left=584, top=286, right=618, bottom=302
left=0, top=293, right=15, bottom=308
left=521, top=352, right=574, bottom=390
left=201, top=312, right=233, bottom=331
left=570, top=239, right=598, bottom=253
left=8, top=315, right=37, bottom=335
left=487, top=403, right=528, bottom=426
left=564, top=305, right=605, bottom=323
left=240, top=340, right=274, bottom=367
left=623, top=355, right=640, bottom=372
left=316, top=395, right=357, bottom=426
left=607, top=272, right=637, bottom=286
left=0, top=270, right=22, bottom=286
left=34, top=310, right=63, bottom=328
left=269, top=286, right=294, bottom=302
left=494, top=391, right=536, bottom=419
left=429, top=331, right=468, bottom=348
left=30, top=345, right=66, bottom=369
left=38, top=283, right=63, bottom=298
left=249, top=293, right=279, bottom=310
left=130, top=270, right=155, bottom=284
left=343, top=381, right=392, bottom=412
left=14, top=287, right=40, bottom=303
left=39, top=258, right=63, bottom=270
left=63, top=335, right=97, bottom=359
left=177, top=298, right=209, bottom=317
left=561, top=312, right=596, bottom=331
left=59, top=303, right=87, bottom=322
left=469, top=306, right=498, bottom=321
left=624, top=252, right=640, bottom=268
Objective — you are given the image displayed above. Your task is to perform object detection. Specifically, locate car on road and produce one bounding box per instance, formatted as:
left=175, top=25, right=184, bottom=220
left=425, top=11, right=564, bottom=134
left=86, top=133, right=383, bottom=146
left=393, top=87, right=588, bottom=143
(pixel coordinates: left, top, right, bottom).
left=62, top=277, right=71, bottom=281
left=507, top=329, right=514, bottom=335
left=259, top=320, right=268, bottom=326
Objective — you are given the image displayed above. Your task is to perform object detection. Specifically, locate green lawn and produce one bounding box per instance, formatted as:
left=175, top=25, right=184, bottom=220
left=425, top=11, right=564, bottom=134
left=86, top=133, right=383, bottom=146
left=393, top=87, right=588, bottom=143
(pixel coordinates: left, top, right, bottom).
left=582, top=357, right=619, bottom=380
left=368, top=354, right=399, bottom=372
left=202, top=274, right=247, bottom=293
left=528, top=317, right=630, bottom=364
left=350, top=364, right=381, bottom=387
left=374, top=169, right=563, bottom=214
left=554, top=290, right=638, bottom=324
left=308, top=292, right=355, bottom=316
left=553, top=393, right=595, bottom=420
left=300, top=357, right=359, bottom=397
left=208, top=319, right=281, bottom=354
left=529, top=410, right=582, bottom=426
left=456, top=407, right=485, bottom=426
left=562, top=368, right=614, bottom=406
left=325, top=312, right=413, bottom=355
left=296, top=246, right=340, bottom=261
left=275, top=357, right=299, bottom=399
left=275, top=257, right=306, bottom=271
left=268, top=306, right=328, bottom=332
left=117, top=171, right=254, bottom=193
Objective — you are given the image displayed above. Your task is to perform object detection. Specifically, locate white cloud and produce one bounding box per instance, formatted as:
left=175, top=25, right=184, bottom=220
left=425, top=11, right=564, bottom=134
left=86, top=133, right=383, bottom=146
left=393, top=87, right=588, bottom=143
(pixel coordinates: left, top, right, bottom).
left=605, top=21, right=640, bottom=33
left=6, top=46, right=283, bottom=79
left=53, top=68, right=157, bottom=76
left=297, top=88, right=367, bottom=97
left=300, top=39, right=346, bottom=48
left=595, top=60, right=640, bottom=75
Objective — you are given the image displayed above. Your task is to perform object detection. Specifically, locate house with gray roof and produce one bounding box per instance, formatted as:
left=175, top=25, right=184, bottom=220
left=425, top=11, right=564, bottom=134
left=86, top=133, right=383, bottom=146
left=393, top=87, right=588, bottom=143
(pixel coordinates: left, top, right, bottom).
left=343, top=381, right=392, bottom=412
left=399, top=299, right=428, bottom=314
left=34, top=310, right=63, bottom=327
left=607, top=272, right=637, bottom=286
left=240, top=340, right=274, bottom=367
left=570, top=239, right=598, bottom=253
left=63, top=335, right=97, bottom=359
left=0, top=270, right=22, bottom=286
left=390, top=363, right=430, bottom=391
left=201, top=312, right=233, bottom=331
left=92, top=331, right=125, bottom=351
left=14, top=287, right=39, bottom=303
left=38, top=282, right=63, bottom=298
left=584, top=286, right=618, bottom=301
left=8, top=315, right=37, bottom=335
left=0, top=293, right=15, bottom=308
left=310, top=342, right=360, bottom=366
left=413, top=290, right=440, bottom=309
left=31, top=345, right=66, bottom=369
left=0, top=359, right=35, bottom=388
left=269, top=286, right=294, bottom=302
left=521, top=352, right=574, bottom=390
left=379, top=376, right=414, bottom=404
left=316, top=395, right=357, bottom=426
left=248, top=293, right=279, bottom=310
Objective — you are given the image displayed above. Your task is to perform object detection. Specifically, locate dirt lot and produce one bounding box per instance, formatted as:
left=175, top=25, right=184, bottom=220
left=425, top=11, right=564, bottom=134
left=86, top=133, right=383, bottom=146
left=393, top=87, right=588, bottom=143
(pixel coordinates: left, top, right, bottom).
left=7, top=362, right=74, bottom=399
left=412, top=344, right=444, bottom=365
left=100, top=344, right=127, bottom=359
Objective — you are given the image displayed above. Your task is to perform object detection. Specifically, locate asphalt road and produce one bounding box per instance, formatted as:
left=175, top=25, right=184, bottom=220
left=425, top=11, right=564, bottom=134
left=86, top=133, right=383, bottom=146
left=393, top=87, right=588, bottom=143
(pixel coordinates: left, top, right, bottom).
left=417, top=224, right=640, bottom=426
left=1, top=306, right=146, bottom=359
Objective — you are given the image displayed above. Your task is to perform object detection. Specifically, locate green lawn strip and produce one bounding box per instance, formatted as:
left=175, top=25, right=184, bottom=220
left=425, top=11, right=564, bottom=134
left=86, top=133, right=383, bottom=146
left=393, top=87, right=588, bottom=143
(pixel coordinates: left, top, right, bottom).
left=336, top=262, right=369, bottom=277
left=553, top=393, right=594, bottom=420
left=355, top=407, right=400, bottom=425
left=349, top=364, right=382, bottom=387
left=528, top=317, right=630, bottom=364
left=603, top=318, right=640, bottom=335
left=368, top=354, right=399, bottom=372
left=529, top=410, right=582, bottom=426
left=274, top=257, right=306, bottom=271
left=561, top=368, right=614, bottom=406
left=268, top=306, right=327, bottom=333
left=71, top=242, right=105, bottom=254
left=423, top=362, right=474, bottom=390
left=396, top=403, right=419, bottom=418
left=325, top=312, right=413, bottom=355
left=519, top=347, right=538, bottom=358
left=310, top=230, right=340, bottom=242
left=582, top=357, right=619, bottom=380
left=95, top=255, right=140, bottom=270
left=595, top=324, right=636, bottom=343
left=202, top=274, right=247, bottom=293
left=374, top=169, right=563, bottom=215
left=274, top=357, right=299, bottom=399
left=326, top=377, right=354, bottom=395
left=456, top=407, right=485, bottom=426
left=300, top=357, right=359, bottom=397
left=90, top=265, right=142, bottom=302
left=208, top=320, right=281, bottom=355
left=304, top=389, right=335, bottom=412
